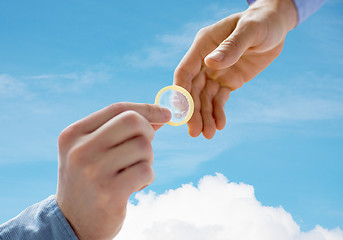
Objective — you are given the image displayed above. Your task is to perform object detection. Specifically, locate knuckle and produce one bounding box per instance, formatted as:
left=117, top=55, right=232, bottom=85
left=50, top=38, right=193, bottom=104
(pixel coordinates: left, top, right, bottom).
left=58, top=129, right=69, bottom=148
left=220, top=73, right=245, bottom=91
left=138, top=162, right=155, bottom=183
left=120, top=111, right=155, bottom=140
left=143, top=103, right=154, bottom=118
left=58, top=124, right=79, bottom=147
left=196, top=27, right=210, bottom=39
left=221, top=38, right=239, bottom=52
left=107, top=102, right=126, bottom=114
left=204, top=79, right=219, bottom=98
left=122, top=111, right=143, bottom=128
left=137, top=136, right=149, bottom=149
left=174, top=65, right=194, bottom=83
left=67, top=143, right=90, bottom=167
left=213, top=95, right=224, bottom=107
left=201, top=107, right=213, bottom=115
left=191, top=83, right=204, bottom=95
left=137, top=136, right=153, bottom=157
left=231, top=79, right=245, bottom=91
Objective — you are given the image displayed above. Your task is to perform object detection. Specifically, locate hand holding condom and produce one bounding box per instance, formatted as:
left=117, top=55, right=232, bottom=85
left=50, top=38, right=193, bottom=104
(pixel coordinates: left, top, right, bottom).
left=155, top=85, right=194, bottom=126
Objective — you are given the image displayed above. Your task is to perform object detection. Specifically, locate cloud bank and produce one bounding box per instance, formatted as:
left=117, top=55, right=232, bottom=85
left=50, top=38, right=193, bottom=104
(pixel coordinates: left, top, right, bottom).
left=116, top=173, right=343, bottom=240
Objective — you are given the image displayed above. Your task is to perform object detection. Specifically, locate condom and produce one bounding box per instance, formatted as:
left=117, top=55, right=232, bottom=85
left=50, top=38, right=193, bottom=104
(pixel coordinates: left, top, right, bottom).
left=155, top=85, right=194, bottom=126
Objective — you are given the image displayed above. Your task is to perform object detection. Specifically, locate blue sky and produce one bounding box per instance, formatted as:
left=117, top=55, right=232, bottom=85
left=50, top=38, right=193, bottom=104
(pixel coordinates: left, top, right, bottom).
left=0, top=0, right=342, bottom=237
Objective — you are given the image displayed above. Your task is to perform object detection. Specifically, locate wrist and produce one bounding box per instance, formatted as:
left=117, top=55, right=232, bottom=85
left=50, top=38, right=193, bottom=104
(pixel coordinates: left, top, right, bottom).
left=275, top=0, right=298, bottom=30
left=250, top=0, right=298, bottom=31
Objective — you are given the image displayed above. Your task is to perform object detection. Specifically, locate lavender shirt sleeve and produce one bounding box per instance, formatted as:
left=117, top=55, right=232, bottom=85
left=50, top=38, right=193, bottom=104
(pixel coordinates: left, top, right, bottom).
left=0, top=196, right=79, bottom=240
left=247, top=0, right=326, bottom=24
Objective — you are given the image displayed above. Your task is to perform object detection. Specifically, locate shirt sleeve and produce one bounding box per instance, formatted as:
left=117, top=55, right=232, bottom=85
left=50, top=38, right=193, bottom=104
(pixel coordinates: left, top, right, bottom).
left=246, top=0, right=326, bottom=24
left=0, top=196, right=79, bottom=240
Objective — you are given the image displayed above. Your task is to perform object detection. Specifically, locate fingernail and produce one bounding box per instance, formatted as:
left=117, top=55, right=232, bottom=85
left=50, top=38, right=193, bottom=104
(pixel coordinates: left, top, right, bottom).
left=207, top=51, right=224, bottom=62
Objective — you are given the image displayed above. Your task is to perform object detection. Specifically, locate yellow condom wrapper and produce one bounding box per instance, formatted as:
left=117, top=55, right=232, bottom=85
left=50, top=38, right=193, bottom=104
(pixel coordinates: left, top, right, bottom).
left=155, top=85, right=194, bottom=126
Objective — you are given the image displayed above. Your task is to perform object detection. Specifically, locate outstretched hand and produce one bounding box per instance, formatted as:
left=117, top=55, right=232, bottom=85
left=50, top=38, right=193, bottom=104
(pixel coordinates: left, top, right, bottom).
left=174, top=0, right=297, bottom=139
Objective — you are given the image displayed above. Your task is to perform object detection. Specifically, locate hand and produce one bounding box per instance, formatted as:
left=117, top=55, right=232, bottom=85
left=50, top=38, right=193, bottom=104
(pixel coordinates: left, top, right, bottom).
left=55, top=103, right=171, bottom=240
left=174, top=0, right=297, bottom=139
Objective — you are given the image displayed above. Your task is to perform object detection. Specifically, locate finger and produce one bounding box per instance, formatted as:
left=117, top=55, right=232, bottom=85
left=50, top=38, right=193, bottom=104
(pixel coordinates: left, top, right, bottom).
left=187, top=71, right=206, bottom=137
left=113, top=161, right=155, bottom=197
left=205, top=20, right=257, bottom=70
left=151, top=124, right=164, bottom=131
left=187, top=102, right=202, bottom=137
left=213, top=87, right=231, bottom=130
left=200, top=79, right=219, bottom=139
left=100, top=135, right=154, bottom=176
left=174, top=14, right=241, bottom=89
left=173, top=39, right=204, bottom=92
left=72, top=103, right=171, bottom=134
left=173, top=26, right=219, bottom=90
left=91, top=111, right=155, bottom=150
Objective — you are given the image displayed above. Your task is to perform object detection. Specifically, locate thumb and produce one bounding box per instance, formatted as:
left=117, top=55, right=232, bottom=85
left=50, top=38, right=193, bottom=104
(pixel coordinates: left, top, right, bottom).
left=137, top=104, right=171, bottom=125
left=205, top=24, right=256, bottom=70
left=142, top=104, right=171, bottom=131
left=151, top=106, right=172, bottom=131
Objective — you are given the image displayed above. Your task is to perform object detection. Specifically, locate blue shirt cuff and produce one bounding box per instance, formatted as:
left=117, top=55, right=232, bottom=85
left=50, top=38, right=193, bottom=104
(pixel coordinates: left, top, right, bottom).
left=0, top=196, right=79, bottom=240
left=292, top=0, right=326, bottom=24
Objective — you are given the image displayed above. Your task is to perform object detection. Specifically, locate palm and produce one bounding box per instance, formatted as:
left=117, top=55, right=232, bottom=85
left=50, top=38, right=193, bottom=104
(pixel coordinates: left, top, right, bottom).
left=174, top=12, right=286, bottom=139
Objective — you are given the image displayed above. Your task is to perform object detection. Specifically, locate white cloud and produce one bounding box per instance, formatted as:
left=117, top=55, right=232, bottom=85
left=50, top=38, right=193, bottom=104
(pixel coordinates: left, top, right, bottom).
left=29, top=70, right=111, bottom=93
left=116, top=173, right=343, bottom=240
left=0, top=74, right=28, bottom=99
left=1, top=69, right=111, bottom=100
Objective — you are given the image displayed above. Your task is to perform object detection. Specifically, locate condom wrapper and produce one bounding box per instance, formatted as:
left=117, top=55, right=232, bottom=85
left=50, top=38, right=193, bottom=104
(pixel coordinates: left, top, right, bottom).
left=155, top=85, right=194, bottom=126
